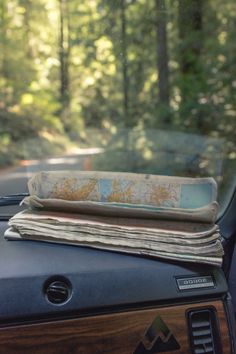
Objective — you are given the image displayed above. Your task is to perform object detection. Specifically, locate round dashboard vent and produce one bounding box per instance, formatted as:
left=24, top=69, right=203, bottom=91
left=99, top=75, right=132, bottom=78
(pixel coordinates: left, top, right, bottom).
left=44, top=277, right=72, bottom=305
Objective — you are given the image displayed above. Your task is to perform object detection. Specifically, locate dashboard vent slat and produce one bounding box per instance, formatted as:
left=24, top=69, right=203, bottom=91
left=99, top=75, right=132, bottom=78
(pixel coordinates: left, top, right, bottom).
left=195, top=348, right=213, bottom=354
left=193, top=329, right=211, bottom=337
left=188, top=308, right=222, bottom=354
left=194, top=337, right=213, bottom=345
left=192, top=321, right=212, bottom=329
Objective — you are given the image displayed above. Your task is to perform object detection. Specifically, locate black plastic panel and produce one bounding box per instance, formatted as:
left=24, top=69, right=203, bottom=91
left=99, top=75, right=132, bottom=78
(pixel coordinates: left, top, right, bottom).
left=0, top=222, right=228, bottom=322
left=218, top=185, right=236, bottom=239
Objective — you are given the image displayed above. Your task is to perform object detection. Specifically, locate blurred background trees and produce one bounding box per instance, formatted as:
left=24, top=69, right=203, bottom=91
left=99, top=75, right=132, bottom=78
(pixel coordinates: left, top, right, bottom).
left=1, top=0, right=236, bottom=134
left=0, top=0, right=235, bottom=195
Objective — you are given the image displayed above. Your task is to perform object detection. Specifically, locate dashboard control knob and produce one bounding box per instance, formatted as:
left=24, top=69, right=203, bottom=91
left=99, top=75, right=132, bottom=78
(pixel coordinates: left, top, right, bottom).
left=45, top=280, right=71, bottom=305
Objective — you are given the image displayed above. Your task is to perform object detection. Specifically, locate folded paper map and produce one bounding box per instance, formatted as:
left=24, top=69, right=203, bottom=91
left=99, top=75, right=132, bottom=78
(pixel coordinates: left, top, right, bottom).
left=5, top=171, right=223, bottom=266
left=28, top=171, right=217, bottom=209
left=5, top=210, right=223, bottom=266
left=23, top=196, right=219, bottom=223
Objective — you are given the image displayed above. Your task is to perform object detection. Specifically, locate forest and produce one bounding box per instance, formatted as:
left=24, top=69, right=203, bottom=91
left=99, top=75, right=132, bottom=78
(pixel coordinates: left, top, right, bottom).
left=0, top=0, right=235, bottom=198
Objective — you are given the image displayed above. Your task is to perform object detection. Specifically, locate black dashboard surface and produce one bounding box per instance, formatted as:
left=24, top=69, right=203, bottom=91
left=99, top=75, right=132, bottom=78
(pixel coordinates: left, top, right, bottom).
left=0, top=221, right=228, bottom=322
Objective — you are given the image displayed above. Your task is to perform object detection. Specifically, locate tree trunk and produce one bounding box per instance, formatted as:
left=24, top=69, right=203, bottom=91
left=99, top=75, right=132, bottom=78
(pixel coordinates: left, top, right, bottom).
left=59, top=0, right=70, bottom=131
left=22, top=0, right=34, bottom=58
left=178, top=0, right=203, bottom=75
left=178, top=0, right=204, bottom=130
left=155, top=0, right=170, bottom=122
left=0, top=0, right=10, bottom=107
left=121, top=0, right=130, bottom=126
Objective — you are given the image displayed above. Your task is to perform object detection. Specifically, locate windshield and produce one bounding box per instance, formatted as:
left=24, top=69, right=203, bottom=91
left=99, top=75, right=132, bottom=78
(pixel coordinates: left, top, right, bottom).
left=0, top=0, right=235, bottom=215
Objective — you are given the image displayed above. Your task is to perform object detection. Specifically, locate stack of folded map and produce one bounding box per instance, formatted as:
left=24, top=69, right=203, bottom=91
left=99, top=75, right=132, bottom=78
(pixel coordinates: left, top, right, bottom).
left=4, top=171, right=223, bottom=266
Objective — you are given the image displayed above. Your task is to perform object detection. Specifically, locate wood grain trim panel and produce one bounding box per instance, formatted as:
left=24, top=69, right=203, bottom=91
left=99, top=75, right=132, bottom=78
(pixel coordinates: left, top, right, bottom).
left=0, top=300, right=231, bottom=354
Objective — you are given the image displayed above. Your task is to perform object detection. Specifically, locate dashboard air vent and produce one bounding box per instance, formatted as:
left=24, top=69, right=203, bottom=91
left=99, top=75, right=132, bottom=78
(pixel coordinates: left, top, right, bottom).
left=188, top=308, right=222, bottom=354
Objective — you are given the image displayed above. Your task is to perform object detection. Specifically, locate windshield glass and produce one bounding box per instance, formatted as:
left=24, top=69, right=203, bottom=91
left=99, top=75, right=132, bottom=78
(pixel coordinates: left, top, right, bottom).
left=0, top=0, right=235, bottom=215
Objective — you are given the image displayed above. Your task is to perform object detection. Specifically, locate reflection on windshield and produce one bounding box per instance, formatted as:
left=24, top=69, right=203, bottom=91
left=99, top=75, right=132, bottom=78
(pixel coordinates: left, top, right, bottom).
left=0, top=128, right=233, bottom=213
left=0, top=0, right=235, bottom=213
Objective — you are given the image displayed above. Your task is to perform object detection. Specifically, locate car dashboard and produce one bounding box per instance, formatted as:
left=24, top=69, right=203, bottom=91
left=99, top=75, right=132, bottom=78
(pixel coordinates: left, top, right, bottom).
left=0, top=220, right=235, bottom=353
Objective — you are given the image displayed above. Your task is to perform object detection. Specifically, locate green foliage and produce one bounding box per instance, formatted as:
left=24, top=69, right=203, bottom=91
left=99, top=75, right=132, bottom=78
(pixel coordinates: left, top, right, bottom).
left=0, top=0, right=235, bottom=201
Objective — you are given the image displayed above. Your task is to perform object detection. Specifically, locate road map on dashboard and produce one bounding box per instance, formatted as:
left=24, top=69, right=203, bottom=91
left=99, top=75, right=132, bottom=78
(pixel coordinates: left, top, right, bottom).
left=4, top=171, right=223, bottom=266
left=28, top=171, right=217, bottom=210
